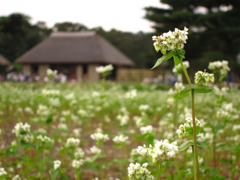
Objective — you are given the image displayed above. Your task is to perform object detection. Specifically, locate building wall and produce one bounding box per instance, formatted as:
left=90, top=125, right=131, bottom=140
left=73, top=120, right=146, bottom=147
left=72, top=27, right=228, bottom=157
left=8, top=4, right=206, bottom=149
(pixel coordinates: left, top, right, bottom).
left=38, top=64, right=49, bottom=78
left=88, top=64, right=100, bottom=81
left=117, top=68, right=155, bottom=82
left=22, top=65, right=31, bottom=74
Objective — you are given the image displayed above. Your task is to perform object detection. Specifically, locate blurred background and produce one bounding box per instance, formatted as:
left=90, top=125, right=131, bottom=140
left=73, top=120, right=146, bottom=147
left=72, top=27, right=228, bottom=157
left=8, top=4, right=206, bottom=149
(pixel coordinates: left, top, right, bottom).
left=0, top=0, right=240, bottom=83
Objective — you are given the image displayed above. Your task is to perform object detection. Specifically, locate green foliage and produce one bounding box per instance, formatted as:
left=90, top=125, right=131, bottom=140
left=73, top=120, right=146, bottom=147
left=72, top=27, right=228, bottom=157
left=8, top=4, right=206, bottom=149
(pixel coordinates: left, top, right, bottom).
left=0, top=13, right=51, bottom=62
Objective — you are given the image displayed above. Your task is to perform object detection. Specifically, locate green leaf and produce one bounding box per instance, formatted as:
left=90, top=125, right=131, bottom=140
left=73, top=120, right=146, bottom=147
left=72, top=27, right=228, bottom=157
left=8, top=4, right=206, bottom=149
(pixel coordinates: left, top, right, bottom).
left=173, top=55, right=181, bottom=66
left=177, top=85, right=214, bottom=98
left=151, top=52, right=173, bottom=69
left=197, top=140, right=207, bottom=149
left=179, top=140, right=193, bottom=151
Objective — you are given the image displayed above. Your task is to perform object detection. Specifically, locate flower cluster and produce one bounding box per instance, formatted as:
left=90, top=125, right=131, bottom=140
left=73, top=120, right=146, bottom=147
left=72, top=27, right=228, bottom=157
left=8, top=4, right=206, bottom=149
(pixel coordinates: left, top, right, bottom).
left=208, top=60, right=230, bottom=80
left=65, top=138, right=80, bottom=148
left=136, top=139, right=178, bottom=163
left=89, top=146, right=102, bottom=155
left=46, top=68, right=58, bottom=80
left=72, top=159, right=84, bottom=169
left=128, top=163, right=154, bottom=180
left=12, top=122, right=33, bottom=143
left=90, top=131, right=109, bottom=143
left=173, top=61, right=190, bottom=74
left=53, top=160, right=61, bottom=170
left=36, top=135, right=54, bottom=144
left=0, top=168, right=7, bottom=177
left=176, top=117, right=205, bottom=139
left=152, top=27, right=188, bottom=54
left=140, top=125, right=154, bottom=135
left=194, top=71, right=214, bottom=85
left=95, top=64, right=114, bottom=77
left=112, top=134, right=129, bottom=145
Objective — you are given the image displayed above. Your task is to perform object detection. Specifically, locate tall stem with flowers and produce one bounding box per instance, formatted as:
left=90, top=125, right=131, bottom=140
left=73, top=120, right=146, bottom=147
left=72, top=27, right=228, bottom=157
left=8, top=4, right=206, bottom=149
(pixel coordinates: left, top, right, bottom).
left=151, top=27, right=214, bottom=180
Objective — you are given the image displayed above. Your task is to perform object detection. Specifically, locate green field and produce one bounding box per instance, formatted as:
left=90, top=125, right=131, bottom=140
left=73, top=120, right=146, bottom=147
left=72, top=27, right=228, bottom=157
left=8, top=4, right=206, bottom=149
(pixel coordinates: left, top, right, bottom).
left=0, top=82, right=239, bottom=179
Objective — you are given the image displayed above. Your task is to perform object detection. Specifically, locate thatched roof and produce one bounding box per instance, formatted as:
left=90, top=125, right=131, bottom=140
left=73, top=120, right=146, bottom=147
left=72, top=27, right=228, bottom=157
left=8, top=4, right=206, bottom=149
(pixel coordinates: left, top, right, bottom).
left=0, top=54, right=10, bottom=65
left=16, top=31, right=134, bottom=67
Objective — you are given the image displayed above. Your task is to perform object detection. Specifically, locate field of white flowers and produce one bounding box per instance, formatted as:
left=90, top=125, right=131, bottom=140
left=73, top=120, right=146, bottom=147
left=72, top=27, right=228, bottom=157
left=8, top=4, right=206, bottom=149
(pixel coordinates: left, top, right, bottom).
left=0, top=81, right=239, bottom=180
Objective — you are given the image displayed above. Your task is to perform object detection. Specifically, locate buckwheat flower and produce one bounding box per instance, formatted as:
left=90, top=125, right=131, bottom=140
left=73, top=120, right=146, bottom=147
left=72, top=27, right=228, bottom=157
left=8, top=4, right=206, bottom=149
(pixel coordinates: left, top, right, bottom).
left=113, top=134, right=129, bottom=145
left=89, top=146, right=101, bottom=155
left=48, top=98, right=60, bottom=107
left=12, top=174, right=21, bottom=180
left=36, top=135, right=54, bottom=144
left=12, top=122, right=33, bottom=143
left=208, top=60, right=230, bottom=80
left=24, top=107, right=33, bottom=114
left=73, top=128, right=82, bottom=137
left=72, top=159, right=83, bottom=169
left=233, top=124, right=240, bottom=131
left=177, top=117, right=205, bottom=139
left=0, top=168, right=7, bottom=176
left=116, top=114, right=129, bottom=126
left=152, top=27, right=188, bottom=54
left=90, top=131, right=109, bottom=143
left=173, top=61, right=190, bottom=74
left=128, top=163, right=154, bottom=180
left=136, top=145, right=148, bottom=156
left=140, top=125, right=154, bottom=134
left=65, top=138, right=80, bottom=148
left=194, top=71, right=214, bottom=85
left=139, top=104, right=150, bottom=111
left=125, top=89, right=137, bottom=99
left=74, top=148, right=85, bottom=158
left=46, top=68, right=57, bottom=79
left=95, top=64, right=114, bottom=74
left=58, top=123, right=68, bottom=131
left=53, top=160, right=61, bottom=170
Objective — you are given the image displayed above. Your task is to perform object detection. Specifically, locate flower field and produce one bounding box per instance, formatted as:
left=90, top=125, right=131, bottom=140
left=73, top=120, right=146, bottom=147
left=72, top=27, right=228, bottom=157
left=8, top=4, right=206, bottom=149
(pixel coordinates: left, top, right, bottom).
left=0, top=81, right=239, bottom=179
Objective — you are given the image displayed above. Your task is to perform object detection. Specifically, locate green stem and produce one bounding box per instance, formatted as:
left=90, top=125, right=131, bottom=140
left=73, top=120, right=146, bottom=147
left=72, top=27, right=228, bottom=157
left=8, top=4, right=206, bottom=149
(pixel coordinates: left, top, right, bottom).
left=191, top=90, right=199, bottom=180
left=180, top=61, right=192, bottom=85
left=157, top=162, right=162, bottom=180
left=180, top=60, right=199, bottom=179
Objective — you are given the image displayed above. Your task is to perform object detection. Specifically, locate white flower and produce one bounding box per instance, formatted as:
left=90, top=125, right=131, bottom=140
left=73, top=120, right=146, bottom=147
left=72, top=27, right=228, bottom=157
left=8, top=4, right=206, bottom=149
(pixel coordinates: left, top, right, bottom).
left=90, top=132, right=109, bottom=142
left=12, top=122, right=33, bottom=143
left=36, top=135, right=54, bottom=144
left=140, top=125, right=154, bottom=134
left=113, top=134, right=129, bottom=144
left=12, top=174, right=21, bottom=180
left=46, top=68, right=57, bottom=79
left=0, top=168, right=7, bottom=176
left=74, top=148, right=85, bottom=158
left=125, top=89, right=137, bottom=99
left=95, top=64, right=114, bottom=74
left=194, top=71, right=214, bottom=85
left=177, top=116, right=205, bottom=139
left=53, top=160, right=61, bottom=170
left=72, top=159, right=83, bottom=169
left=89, top=146, right=102, bottom=155
left=139, top=104, right=150, bottom=111
left=127, top=163, right=154, bottom=180
left=65, top=138, right=80, bottom=148
left=153, top=27, right=188, bottom=54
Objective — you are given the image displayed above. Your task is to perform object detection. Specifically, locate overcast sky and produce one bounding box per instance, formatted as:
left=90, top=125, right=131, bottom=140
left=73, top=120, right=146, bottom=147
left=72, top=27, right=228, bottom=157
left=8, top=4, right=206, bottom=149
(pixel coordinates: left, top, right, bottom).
left=0, top=0, right=166, bottom=33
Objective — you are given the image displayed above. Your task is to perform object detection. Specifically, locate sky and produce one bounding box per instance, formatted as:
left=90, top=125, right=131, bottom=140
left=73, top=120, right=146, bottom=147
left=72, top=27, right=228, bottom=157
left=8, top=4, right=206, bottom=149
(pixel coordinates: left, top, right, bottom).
left=0, top=0, right=166, bottom=33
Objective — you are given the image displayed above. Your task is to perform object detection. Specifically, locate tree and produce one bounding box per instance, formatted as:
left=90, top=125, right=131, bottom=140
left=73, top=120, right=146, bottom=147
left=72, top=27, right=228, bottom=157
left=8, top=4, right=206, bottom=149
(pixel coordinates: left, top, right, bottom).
left=145, top=0, right=240, bottom=71
left=0, top=13, right=51, bottom=62
left=53, top=22, right=88, bottom=32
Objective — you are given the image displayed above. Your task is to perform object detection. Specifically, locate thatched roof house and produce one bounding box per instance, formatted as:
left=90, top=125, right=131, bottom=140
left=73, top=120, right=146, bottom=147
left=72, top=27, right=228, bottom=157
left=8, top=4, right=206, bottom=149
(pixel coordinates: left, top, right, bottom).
left=0, top=54, right=10, bottom=66
left=16, top=31, right=134, bottom=81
